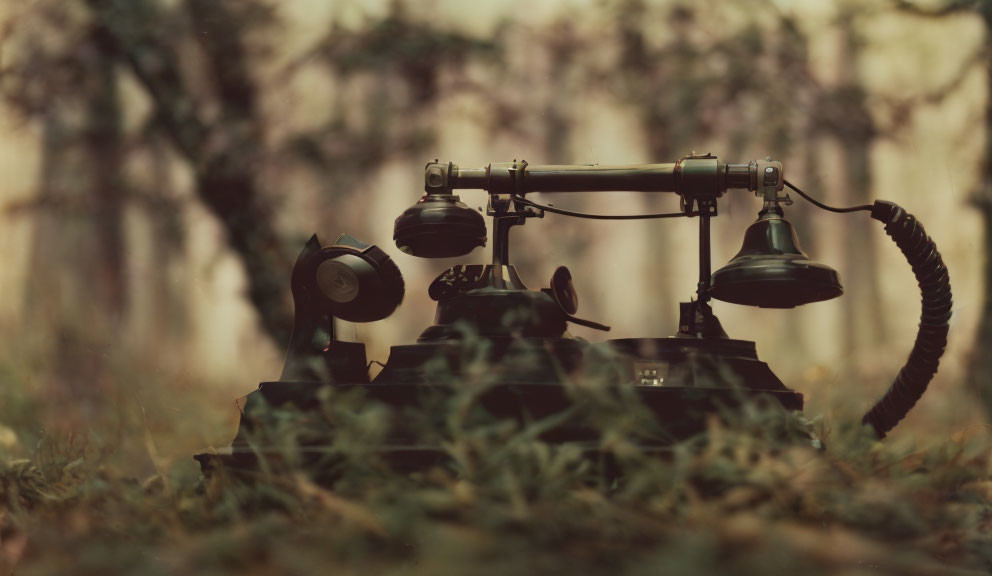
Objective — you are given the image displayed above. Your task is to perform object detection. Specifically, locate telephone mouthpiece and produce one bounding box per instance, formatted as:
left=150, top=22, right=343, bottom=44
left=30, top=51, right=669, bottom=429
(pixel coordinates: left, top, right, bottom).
left=393, top=194, right=487, bottom=258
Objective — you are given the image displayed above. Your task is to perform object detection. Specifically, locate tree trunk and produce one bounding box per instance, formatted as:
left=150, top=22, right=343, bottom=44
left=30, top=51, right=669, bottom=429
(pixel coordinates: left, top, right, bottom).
left=617, top=5, right=700, bottom=334
left=24, top=26, right=125, bottom=409
left=967, top=11, right=992, bottom=412
left=835, top=10, right=887, bottom=366
left=85, top=0, right=294, bottom=348
left=972, top=196, right=992, bottom=405
left=142, top=133, right=189, bottom=364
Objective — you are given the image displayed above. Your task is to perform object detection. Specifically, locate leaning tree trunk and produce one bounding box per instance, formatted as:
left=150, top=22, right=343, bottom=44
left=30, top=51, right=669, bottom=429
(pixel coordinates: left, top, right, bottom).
left=85, top=0, right=294, bottom=348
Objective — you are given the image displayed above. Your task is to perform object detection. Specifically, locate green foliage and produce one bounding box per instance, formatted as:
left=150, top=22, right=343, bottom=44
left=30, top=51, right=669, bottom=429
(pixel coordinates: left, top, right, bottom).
left=2, top=373, right=991, bottom=575
left=317, top=3, right=498, bottom=104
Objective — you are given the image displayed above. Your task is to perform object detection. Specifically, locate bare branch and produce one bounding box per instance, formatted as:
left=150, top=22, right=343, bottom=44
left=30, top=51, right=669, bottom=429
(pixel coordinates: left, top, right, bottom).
left=892, top=0, right=980, bottom=18
left=84, top=0, right=206, bottom=159
left=85, top=0, right=295, bottom=347
left=922, top=45, right=987, bottom=103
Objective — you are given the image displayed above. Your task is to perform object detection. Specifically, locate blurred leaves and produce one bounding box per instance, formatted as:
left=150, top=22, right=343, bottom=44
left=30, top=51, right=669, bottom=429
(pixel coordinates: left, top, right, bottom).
left=2, top=383, right=992, bottom=575
left=315, top=5, right=498, bottom=104
left=1, top=334, right=989, bottom=575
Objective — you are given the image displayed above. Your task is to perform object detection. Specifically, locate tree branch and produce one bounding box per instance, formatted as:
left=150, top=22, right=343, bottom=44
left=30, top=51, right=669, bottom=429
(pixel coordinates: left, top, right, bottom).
left=85, top=0, right=294, bottom=348
left=892, top=0, right=980, bottom=18
left=921, top=45, right=986, bottom=103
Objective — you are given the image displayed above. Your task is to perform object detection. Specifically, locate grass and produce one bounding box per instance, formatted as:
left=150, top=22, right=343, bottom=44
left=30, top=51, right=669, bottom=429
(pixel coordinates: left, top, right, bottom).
left=2, top=356, right=992, bottom=576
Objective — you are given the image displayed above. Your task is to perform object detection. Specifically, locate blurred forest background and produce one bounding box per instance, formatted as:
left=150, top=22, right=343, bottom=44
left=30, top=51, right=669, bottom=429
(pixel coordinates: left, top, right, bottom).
left=0, top=0, right=990, bottom=475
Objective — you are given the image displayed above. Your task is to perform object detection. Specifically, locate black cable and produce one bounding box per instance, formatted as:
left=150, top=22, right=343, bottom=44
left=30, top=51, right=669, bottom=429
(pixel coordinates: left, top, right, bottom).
left=784, top=179, right=873, bottom=213
left=862, top=201, right=952, bottom=438
left=514, top=196, right=687, bottom=220
left=784, top=181, right=951, bottom=436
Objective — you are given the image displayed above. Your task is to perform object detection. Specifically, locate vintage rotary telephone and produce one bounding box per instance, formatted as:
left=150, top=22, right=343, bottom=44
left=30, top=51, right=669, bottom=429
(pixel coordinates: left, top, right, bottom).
left=196, top=153, right=952, bottom=475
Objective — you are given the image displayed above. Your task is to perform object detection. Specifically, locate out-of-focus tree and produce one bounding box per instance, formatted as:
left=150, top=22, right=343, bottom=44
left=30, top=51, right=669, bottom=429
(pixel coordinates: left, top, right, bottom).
left=599, top=0, right=814, bottom=330
left=893, top=0, right=992, bottom=415
left=826, top=4, right=887, bottom=364
left=82, top=0, right=298, bottom=348
left=284, top=2, right=497, bottom=208
left=88, top=0, right=498, bottom=349
left=2, top=4, right=126, bottom=409
left=4, top=0, right=500, bottom=355
left=0, top=0, right=505, bottom=421
left=606, top=1, right=731, bottom=330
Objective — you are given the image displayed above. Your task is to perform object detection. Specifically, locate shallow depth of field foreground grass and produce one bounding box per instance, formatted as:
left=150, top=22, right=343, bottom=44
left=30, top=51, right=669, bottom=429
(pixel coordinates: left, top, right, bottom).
left=2, top=376, right=992, bottom=576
